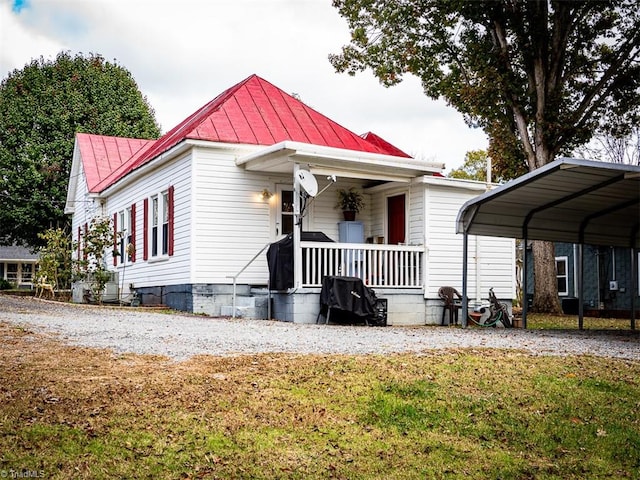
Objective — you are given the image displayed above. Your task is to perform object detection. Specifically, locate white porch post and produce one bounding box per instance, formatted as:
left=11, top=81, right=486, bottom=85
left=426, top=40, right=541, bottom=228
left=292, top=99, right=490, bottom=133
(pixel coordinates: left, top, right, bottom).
left=293, top=163, right=303, bottom=288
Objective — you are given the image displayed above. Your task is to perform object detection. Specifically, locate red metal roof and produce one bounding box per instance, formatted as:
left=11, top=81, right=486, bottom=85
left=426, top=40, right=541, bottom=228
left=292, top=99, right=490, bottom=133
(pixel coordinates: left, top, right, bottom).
left=83, top=74, right=413, bottom=192
left=360, top=132, right=411, bottom=158
left=76, top=133, right=154, bottom=192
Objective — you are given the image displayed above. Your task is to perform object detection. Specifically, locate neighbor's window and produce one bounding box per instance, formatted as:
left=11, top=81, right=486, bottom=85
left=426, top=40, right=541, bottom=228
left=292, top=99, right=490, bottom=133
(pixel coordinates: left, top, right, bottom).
left=7, top=263, right=18, bottom=282
left=22, top=263, right=33, bottom=283
left=556, top=256, right=569, bottom=296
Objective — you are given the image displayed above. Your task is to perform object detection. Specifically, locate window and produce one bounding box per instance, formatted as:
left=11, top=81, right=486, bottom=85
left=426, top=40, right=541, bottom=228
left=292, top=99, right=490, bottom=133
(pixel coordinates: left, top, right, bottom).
left=126, top=206, right=134, bottom=262
left=115, top=207, right=135, bottom=265
left=7, top=263, right=18, bottom=283
left=556, top=256, right=569, bottom=296
left=146, top=186, right=174, bottom=260
left=151, top=195, right=159, bottom=257
left=280, top=189, right=294, bottom=236
left=162, top=191, right=169, bottom=255
left=22, top=263, right=33, bottom=283
left=119, top=210, right=126, bottom=262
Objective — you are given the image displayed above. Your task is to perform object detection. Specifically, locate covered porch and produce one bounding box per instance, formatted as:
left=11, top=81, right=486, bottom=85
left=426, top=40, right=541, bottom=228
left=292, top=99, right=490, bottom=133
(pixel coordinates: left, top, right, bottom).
left=237, top=140, right=444, bottom=323
left=238, top=140, right=443, bottom=289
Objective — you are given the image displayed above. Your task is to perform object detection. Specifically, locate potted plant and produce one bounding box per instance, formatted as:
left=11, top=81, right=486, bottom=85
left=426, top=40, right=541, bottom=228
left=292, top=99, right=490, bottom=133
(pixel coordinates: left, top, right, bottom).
left=335, top=187, right=364, bottom=221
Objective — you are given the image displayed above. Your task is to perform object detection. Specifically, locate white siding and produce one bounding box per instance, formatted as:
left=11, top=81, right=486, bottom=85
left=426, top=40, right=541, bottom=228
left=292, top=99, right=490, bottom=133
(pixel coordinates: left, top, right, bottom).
left=105, top=152, right=193, bottom=289
left=71, top=141, right=513, bottom=304
left=69, top=166, right=101, bottom=261
left=191, top=154, right=380, bottom=285
left=368, top=184, right=413, bottom=244
left=408, top=182, right=423, bottom=245
left=311, top=179, right=372, bottom=241
left=192, top=148, right=281, bottom=284
left=424, top=183, right=515, bottom=302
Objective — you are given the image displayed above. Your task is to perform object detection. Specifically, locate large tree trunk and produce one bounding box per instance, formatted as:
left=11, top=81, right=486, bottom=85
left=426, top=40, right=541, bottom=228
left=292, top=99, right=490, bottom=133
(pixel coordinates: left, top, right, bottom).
left=531, top=240, right=563, bottom=313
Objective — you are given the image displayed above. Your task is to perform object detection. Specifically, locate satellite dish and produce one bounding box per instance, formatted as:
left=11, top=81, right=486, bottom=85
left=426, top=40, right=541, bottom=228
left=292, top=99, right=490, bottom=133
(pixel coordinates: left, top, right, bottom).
left=295, top=170, right=318, bottom=197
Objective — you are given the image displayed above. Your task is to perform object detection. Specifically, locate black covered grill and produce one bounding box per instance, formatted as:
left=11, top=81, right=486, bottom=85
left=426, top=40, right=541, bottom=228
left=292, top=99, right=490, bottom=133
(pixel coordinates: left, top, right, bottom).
left=317, top=275, right=387, bottom=326
left=266, top=232, right=334, bottom=290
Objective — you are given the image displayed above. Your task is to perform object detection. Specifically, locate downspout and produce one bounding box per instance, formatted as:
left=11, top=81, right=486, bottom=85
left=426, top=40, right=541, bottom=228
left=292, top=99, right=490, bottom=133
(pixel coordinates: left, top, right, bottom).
left=475, top=236, right=481, bottom=303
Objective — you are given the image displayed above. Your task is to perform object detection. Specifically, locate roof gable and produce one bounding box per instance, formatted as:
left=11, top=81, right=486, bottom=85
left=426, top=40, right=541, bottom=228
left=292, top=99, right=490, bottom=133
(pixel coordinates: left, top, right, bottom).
left=76, top=133, right=154, bottom=192
left=82, top=74, right=415, bottom=192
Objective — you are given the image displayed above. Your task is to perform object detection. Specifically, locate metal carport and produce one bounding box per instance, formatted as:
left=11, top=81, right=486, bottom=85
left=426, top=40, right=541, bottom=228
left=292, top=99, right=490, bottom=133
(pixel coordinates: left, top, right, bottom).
left=456, top=158, right=640, bottom=329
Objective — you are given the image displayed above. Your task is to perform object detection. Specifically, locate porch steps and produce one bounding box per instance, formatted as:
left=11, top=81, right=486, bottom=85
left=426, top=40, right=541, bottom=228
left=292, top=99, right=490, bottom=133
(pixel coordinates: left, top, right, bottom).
left=220, top=287, right=270, bottom=319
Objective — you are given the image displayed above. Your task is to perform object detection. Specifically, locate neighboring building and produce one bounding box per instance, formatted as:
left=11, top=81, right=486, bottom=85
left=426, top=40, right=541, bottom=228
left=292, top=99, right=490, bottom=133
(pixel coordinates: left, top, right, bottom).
left=0, top=245, right=38, bottom=288
left=65, top=74, right=515, bottom=325
left=553, top=243, right=637, bottom=316
left=523, top=242, right=638, bottom=317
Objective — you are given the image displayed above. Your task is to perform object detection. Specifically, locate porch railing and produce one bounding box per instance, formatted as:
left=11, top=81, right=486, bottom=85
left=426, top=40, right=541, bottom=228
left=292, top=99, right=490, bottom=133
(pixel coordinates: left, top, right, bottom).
left=301, top=242, right=424, bottom=288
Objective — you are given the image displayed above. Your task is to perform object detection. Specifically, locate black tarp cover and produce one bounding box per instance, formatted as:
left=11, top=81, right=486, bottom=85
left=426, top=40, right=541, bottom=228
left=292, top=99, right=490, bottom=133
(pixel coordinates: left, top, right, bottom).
left=319, top=276, right=378, bottom=318
left=266, top=232, right=334, bottom=290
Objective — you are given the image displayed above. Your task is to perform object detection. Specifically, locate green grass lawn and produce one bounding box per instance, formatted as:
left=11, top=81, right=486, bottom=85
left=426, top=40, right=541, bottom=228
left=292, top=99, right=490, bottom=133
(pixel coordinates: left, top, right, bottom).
left=1, top=319, right=639, bottom=479
left=525, top=313, right=636, bottom=331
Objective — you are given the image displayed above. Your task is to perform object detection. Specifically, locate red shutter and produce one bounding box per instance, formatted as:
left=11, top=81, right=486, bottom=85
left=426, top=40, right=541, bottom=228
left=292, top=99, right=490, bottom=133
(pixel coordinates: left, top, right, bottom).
left=83, top=223, right=88, bottom=261
left=130, top=203, right=137, bottom=262
left=168, top=186, right=175, bottom=256
left=77, top=226, right=81, bottom=260
left=143, top=198, right=149, bottom=261
left=113, top=212, right=118, bottom=266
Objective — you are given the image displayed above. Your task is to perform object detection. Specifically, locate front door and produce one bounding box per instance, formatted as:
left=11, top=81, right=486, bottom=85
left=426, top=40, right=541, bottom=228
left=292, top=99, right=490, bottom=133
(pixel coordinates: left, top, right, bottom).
left=387, top=194, right=406, bottom=244
left=276, top=184, right=294, bottom=238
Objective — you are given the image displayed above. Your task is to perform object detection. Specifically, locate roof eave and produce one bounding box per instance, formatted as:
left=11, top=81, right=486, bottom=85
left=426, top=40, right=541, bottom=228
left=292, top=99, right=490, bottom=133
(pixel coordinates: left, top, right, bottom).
left=64, top=140, right=82, bottom=214
left=236, top=141, right=444, bottom=181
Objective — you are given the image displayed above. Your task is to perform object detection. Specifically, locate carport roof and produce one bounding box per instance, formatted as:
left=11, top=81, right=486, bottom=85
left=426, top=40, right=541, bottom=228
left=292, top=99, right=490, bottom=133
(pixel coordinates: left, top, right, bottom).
left=456, top=158, right=640, bottom=248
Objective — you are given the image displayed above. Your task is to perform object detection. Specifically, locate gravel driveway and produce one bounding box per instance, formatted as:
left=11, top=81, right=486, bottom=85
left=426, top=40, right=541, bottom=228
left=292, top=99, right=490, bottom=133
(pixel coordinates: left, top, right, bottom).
left=2, top=295, right=639, bottom=361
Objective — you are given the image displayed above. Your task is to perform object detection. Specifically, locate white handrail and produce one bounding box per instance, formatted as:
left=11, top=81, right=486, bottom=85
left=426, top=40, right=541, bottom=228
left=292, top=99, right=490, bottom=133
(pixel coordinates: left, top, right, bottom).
left=226, top=242, right=271, bottom=319
left=300, top=241, right=425, bottom=288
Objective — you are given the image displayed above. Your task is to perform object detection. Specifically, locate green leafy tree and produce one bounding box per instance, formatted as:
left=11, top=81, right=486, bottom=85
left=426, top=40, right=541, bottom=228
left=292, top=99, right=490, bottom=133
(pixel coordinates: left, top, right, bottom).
left=0, top=51, right=161, bottom=248
left=330, top=0, right=640, bottom=313
left=37, top=227, right=73, bottom=293
left=76, top=216, right=119, bottom=305
left=449, top=150, right=491, bottom=182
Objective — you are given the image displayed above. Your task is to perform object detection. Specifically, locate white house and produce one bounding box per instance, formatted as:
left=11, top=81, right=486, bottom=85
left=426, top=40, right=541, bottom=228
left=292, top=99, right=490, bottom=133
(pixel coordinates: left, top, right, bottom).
left=65, top=74, right=514, bottom=325
left=0, top=245, right=38, bottom=288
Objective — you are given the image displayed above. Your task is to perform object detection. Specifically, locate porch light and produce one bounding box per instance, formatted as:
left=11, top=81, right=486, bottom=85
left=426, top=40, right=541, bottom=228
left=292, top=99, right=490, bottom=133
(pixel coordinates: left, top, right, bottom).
left=261, top=188, right=274, bottom=201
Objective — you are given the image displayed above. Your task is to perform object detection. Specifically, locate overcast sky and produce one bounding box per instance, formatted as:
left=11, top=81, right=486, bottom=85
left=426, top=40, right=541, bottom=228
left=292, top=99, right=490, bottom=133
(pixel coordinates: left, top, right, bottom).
left=1, top=0, right=489, bottom=171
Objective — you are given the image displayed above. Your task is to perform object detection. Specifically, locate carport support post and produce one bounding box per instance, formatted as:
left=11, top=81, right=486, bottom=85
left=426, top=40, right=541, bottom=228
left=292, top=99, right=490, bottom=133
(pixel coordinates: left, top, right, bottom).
left=462, top=232, right=468, bottom=328
left=522, top=234, right=528, bottom=329
left=632, top=247, right=637, bottom=330
left=578, top=243, right=584, bottom=330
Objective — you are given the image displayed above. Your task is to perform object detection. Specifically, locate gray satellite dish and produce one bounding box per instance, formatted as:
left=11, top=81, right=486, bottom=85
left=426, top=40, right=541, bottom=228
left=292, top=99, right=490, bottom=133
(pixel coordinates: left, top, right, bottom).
left=295, top=170, right=318, bottom=197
